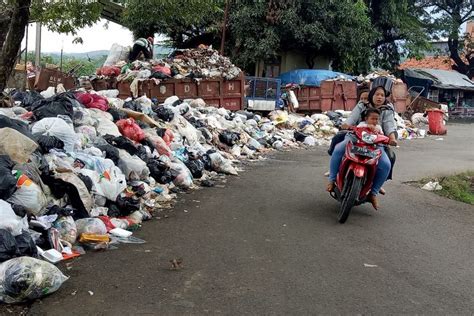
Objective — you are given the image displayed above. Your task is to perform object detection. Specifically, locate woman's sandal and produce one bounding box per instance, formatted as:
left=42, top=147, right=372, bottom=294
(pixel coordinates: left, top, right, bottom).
left=327, top=182, right=335, bottom=192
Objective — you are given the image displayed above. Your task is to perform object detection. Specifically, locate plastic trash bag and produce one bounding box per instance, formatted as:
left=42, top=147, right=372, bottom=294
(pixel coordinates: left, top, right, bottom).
left=31, top=92, right=76, bottom=121
left=0, top=256, right=68, bottom=303
left=134, top=95, right=153, bottom=115
left=294, top=131, right=308, bottom=142
left=76, top=92, right=109, bottom=112
left=170, top=162, right=193, bottom=189
left=185, top=159, right=204, bottom=179
left=75, top=218, right=107, bottom=236
left=154, top=106, right=175, bottom=122
left=0, top=200, right=28, bottom=236
left=103, top=43, right=130, bottom=67
left=219, top=131, right=240, bottom=146
left=116, top=118, right=145, bottom=143
left=7, top=173, right=48, bottom=217
left=53, top=216, right=77, bottom=244
left=0, top=230, right=18, bottom=262
left=32, top=117, right=79, bottom=152
left=36, top=135, right=64, bottom=153
left=0, top=156, right=17, bottom=200
left=0, top=115, right=34, bottom=139
left=96, top=116, right=122, bottom=137
left=209, top=152, right=238, bottom=175
left=304, top=136, right=316, bottom=146
left=14, top=231, right=37, bottom=258
left=117, top=150, right=150, bottom=181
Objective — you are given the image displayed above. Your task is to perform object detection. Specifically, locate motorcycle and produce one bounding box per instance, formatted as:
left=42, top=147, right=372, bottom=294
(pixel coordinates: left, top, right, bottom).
left=329, top=126, right=391, bottom=223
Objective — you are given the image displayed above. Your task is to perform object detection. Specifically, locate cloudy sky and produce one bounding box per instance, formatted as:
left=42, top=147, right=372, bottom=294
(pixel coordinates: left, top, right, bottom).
left=22, top=19, right=134, bottom=53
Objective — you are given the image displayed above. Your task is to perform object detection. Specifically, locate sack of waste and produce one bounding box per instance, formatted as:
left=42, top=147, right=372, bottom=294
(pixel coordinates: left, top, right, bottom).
left=52, top=216, right=77, bottom=244
left=75, top=218, right=107, bottom=236
left=7, top=172, right=48, bottom=217
left=0, top=256, right=68, bottom=303
left=0, top=200, right=28, bottom=237
left=32, top=117, right=79, bottom=152
left=0, top=128, right=38, bottom=164
left=209, top=152, right=238, bottom=175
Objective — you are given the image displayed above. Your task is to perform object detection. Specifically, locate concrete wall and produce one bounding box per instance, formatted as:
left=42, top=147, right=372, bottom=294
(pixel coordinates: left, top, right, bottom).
left=255, top=51, right=332, bottom=77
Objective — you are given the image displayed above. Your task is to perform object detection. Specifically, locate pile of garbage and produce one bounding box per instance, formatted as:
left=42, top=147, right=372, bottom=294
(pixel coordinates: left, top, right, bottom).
left=96, top=47, right=241, bottom=83
left=0, top=86, right=338, bottom=303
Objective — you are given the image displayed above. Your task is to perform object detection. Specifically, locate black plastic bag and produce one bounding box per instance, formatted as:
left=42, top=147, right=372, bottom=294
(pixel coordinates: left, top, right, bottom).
left=0, top=115, right=34, bottom=139
left=123, top=100, right=140, bottom=112
left=31, top=92, right=76, bottom=121
left=108, top=108, right=128, bottom=121
left=35, top=135, right=64, bottom=153
left=219, top=131, right=240, bottom=146
left=116, top=196, right=140, bottom=216
left=20, top=91, right=44, bottom=109
left=0, top=155, right=17, bottom=200
left=105, top=201, right=121, bottom=218
left=0, top=229, right=18, bottom=262
left=150, top=71, right=169, bottom=80
left=185, top=159, right=204, bottom=179
left=147, top=159, right=176, bottom=184
left=103, top=135, right=138, bottom=156
left=202, top=153, right=213, bottom=171
left=15, top=231, right=37, bottom=258
left=154, top=106, right=174, bottom=122
left=294, top=131, right=308, bottom=142
left=10, top=204, right=27, bottom=218
left=96, top=143, right=120, bottom=165
left=77, top=173, right=93, bottom=193
left=187, top=117, right=206, bottom=129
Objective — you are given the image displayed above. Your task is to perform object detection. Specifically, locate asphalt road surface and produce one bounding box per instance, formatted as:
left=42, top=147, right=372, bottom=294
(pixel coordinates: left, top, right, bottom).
left=14, top=124, right=474, bottom=315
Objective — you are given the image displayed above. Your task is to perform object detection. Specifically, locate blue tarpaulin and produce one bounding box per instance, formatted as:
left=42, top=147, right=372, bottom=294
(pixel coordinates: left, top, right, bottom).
left=279, top=69, right=353, bottom=87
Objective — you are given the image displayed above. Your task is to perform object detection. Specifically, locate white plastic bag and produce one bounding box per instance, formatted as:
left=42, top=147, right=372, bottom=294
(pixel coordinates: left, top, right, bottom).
left=135, top=95, right=153, bottom=115
left=96, top=117, right=122, bottom=137
left=0, top=256, right=68, bottom=303
left=32, top=117, right=79, bottom=152
left=170, top=162, right=193, bottom=189
left=7, top=177, right=48, bottom=217
left=209, top=152, right=238, bottom=175
left=0, top=200, right=28, bottom=236
left=103, top=43, right=130, bottom=67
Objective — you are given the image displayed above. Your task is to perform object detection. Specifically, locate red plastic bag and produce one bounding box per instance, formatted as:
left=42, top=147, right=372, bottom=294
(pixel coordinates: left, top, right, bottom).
left=76, top=92, right=110, bottom=111
left=98, top=216, right=115, bottom=232
left=97, top=66, right=121, bottom=77
left=146, top=134, right=172, bottom=157
left=116, top=118, right=145, bottom=142
left=152, top=65, right=171, bottom=76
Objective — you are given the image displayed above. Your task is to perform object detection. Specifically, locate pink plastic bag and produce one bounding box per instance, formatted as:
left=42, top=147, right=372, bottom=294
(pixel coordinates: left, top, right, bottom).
left=116, top=118, right=145, bottom=142
left=97, top=66, right=121, bottom=77
left=152, top=65, right=171, bottom=76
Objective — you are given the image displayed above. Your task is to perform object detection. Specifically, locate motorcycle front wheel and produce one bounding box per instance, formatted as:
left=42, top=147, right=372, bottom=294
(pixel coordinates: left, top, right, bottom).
left=338, top=174, right=363, bottom=224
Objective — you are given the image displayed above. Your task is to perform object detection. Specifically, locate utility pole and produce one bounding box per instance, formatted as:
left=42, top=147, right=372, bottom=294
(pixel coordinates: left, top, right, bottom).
left=220, top=0, right=230, bottom=56
left=35, top=22, right=41, bottom=67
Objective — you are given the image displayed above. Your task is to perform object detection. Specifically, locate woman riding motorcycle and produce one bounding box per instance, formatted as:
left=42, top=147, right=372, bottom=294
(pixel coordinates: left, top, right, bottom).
left=327, top=86, right=398, bottom=209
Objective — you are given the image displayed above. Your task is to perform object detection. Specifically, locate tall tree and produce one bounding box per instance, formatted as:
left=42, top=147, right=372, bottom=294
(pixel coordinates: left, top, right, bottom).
left=365, top=0, right=430, bottom=70
left=0, top=0, right=103, bottom=91
left=228, top=0, right=374, bottom=74
left=121, top=0, right=224, bottom=47
left=417, top=0, right=473, bottom=77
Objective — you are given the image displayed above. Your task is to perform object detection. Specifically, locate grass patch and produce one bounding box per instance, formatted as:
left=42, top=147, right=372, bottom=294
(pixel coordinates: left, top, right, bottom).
left=423, top=171, right=474, bottom=205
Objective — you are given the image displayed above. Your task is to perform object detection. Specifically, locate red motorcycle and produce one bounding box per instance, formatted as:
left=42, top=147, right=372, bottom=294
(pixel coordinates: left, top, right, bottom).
left=330, top=126, right=390, bottom=223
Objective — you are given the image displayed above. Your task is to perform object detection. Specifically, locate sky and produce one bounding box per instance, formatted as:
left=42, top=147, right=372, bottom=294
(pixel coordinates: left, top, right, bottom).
left=22, top=19, right=134, bottom=53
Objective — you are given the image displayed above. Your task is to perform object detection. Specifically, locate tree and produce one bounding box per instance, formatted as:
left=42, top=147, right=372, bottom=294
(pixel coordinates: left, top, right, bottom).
left=364, top=0, right=430, bottom=70
left=228, top=0, right=374, bottom=74
left=0, top=0, right=102, bottom=91
left=417, top=0, right=473, bottom=78
left=122, top=0, right=224, bottom=47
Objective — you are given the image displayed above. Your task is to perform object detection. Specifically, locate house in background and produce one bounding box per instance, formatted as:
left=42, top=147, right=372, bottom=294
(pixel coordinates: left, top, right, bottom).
left=404, top=68, right=474, bottom=117
left=399, top=21, right=473, bottom=76
left=254, top=51, right=331, bottom=78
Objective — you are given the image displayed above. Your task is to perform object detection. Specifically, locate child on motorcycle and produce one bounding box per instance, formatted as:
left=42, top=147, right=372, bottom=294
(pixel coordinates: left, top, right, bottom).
left=357, top=108, right=383, bottom=134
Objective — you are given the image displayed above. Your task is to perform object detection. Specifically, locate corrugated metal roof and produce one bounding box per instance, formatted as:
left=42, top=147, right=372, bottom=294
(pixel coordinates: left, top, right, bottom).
left=404, top=68, right=474, bottom=90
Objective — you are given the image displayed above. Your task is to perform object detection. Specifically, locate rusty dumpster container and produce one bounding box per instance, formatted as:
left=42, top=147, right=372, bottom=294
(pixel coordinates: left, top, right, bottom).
left=34, top=68, right=75, bottom=91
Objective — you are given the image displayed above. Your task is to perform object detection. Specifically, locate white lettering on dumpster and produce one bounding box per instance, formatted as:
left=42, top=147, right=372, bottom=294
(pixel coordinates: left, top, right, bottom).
left=228, top=83, right=234, bottom=91
left=184, top=85, right=190, bottom=93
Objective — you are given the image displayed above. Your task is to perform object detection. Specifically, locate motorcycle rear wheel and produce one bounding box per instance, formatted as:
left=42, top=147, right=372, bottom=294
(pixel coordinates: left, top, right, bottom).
left=338, top=174, right=363, bottom=224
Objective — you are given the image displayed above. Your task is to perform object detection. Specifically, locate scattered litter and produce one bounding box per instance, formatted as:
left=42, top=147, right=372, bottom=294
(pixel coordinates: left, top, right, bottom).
left=364, top=263, right=378, bottom=268
left=422, top=181, right=443, bottom=191
left=88, top=291, right=94, bottom=296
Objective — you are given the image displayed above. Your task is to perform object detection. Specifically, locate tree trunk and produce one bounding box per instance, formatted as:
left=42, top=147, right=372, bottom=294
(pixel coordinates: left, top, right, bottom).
left=305, top=53, right=316, bottom=69
left=0, top=0, right=31, bottom=92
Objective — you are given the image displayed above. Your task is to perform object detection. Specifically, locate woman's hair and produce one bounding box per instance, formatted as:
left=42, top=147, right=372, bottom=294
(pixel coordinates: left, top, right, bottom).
left=368, top=86, right=389, bottom=107
left=357, top=88, right=370, bottom=100
left=362, top=107, right=381, bottom=121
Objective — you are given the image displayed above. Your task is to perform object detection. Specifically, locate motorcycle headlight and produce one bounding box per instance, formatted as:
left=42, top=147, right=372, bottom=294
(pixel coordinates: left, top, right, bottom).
left=362, top=131, right=377, bottom=144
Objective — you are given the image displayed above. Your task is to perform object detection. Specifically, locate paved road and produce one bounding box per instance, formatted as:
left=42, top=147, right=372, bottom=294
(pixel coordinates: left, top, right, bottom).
left=23, top=124, right=474, bottom=315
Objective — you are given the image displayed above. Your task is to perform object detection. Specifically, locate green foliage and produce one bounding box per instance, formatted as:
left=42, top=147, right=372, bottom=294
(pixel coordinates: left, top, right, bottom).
left=29, top=0, right=103, bottom=35
left=26, top=52, right=106, bottom=77
left=122, top=0, right=224, bottom=43
left=229, top=0, right=374, bottom=74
